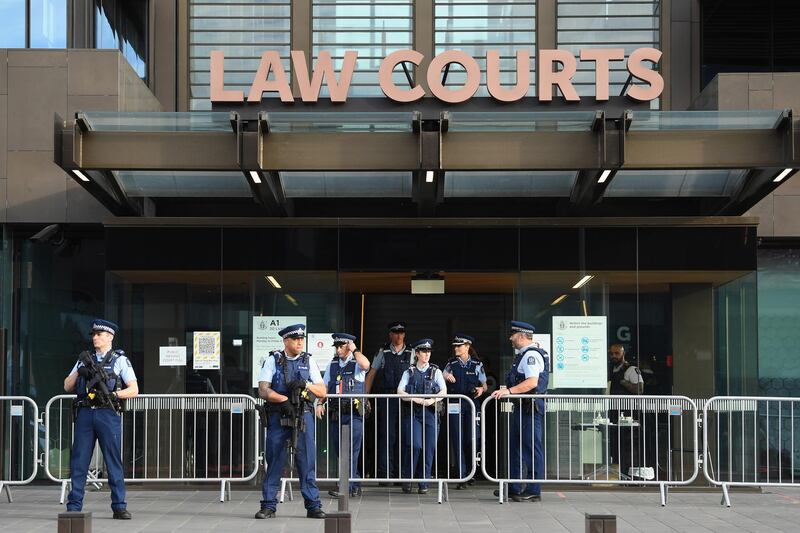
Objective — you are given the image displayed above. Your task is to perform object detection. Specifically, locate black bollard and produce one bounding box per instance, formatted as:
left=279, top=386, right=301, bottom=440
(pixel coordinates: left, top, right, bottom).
left=585, top=513, right=616, bottom=533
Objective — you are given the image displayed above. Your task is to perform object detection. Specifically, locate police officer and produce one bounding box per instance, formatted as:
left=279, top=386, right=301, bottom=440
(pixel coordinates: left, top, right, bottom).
left=397, top=339, right=447, bottom=494
left=443, top=333, right=486, bottom=489
left=322, top=333, right=370, bottom=498
left=62, top=319, right=138, bottom=519
left=365, top=321, right=413, bottom=482
left=256, top=324, right=327, bottom=519
left=490, top=321, right=549, bottom=502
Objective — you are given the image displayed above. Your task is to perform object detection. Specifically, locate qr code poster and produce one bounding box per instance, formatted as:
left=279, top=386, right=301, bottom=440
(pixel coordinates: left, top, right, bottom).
left=193, top=331, right=221, bottom=370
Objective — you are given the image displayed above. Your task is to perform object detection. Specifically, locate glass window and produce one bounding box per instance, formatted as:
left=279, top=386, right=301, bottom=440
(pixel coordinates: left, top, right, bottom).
left=435, top=0, right=536, bottom=97
left=95, top=0, right=149, bottom=80
left=189, top=0, right=291, bottom=110
left=30, top=0, right=67, bottom=48
left=312, top=0, right=413, bottom=97
left=557, top=0, right=660, bottom=105
left=702, top=0, right=800, bottom=87
left=0, top=1, right=27, bottom=48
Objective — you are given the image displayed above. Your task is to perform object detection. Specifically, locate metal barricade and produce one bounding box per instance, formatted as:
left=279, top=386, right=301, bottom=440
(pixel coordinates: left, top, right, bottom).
left=0, top=396, right=39, bottom=503
left=703, top=396, right=800, bottom=507
left=272, top=393, right=477, bottom=504
left=481, top=395, right=699, bottom=506
left=44, top=394, right=260, bottom=503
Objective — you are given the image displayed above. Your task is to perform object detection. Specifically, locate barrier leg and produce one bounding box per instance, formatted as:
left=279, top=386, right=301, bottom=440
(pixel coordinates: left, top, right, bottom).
left=659, top=483, right=668, bottom=507
left=1, top=482, right=12, bottom=503
left=280, top=479, right=286, bottom=503
left=437, top=481, right=449, bottom=504
left=219, top=480, right=231, bottom=502
left=498, top=481, right=504, bottom=504
left=59, top=481, right=69, bottom=504
left=721, top=483, right=731, bottom=508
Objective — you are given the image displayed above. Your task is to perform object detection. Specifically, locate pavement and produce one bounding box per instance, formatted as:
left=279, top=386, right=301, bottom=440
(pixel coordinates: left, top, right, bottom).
left=2, top=484, right=800, bottom=532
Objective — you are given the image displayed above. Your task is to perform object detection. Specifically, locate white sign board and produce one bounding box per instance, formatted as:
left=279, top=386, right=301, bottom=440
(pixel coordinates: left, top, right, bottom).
left=159, top=346, right=187, bottom=366
left=193, top=331, right=220, bottom=370
left=252, top=315, right=306, bottom=387
left=551, top=316, right=608, bottom=389
left=307, top=333, right=335, bottom=375
left=531, top=334, right=553, bottom=389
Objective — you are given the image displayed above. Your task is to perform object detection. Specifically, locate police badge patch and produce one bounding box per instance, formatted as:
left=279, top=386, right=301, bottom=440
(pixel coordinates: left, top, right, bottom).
left=527, top=356, right=536, bottom=365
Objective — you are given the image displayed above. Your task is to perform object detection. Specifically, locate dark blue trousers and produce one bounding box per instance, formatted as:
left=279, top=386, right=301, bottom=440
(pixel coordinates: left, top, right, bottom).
left=67, top=407, right=126, bottom=512
left=508, top=406, right=544, bottom=496
left=376, top=396, right=401, bottom=478
left=328, top=412, right=363, bottom=490
left=401, top=408, right=439, bottom=488
left=261, top=411, right=321, bottom=512
left=447, top=399, right=478, bottom=479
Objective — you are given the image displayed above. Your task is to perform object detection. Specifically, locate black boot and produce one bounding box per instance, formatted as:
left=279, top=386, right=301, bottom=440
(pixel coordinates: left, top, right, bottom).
left=307, top=508, right=326, bottom=519
left=254, top=508, right=276, bottom=519
left=112, top=509, right=131, bottom=520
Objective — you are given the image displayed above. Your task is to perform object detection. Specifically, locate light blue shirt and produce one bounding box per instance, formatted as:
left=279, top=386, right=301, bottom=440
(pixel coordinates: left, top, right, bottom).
left=323, top=354, right=368, bottom=387
left=258, top=352, right=324, bottom=385
left=443, top=357, right=488, bottom=384
left=396, top=363, right=447, bottom=394
left=516, top=344, right=547, bottom=379
left=70, top=350, right=137, bottom=385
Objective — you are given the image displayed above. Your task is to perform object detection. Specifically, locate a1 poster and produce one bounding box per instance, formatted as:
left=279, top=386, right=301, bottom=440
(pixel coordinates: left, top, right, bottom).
left=252, top=315, right=306, bottom=388
left=551, top=316, right=608, bottom=389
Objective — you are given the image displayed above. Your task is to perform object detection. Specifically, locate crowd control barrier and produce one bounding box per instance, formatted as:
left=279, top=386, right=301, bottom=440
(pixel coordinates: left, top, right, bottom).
left=481, top=395, right=699, bottom=506
left=703, top=396, right=800, bottom=507
left=0, top=396, right=39, bottom=502
left=44, top=394, right=261, bottom=503
left=275, top=393, right=478, bottom=504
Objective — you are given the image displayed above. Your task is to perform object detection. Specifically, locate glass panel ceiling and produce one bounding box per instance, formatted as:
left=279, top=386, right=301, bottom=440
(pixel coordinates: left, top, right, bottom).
left=605, top=169, right=748, bottom=197
left=629, top=110, right=784, bottom=131
left=447, top=111, right=599, bottom=132
left=280, top=171, right=412, bottom=197
left=445, top=171, right=577, bottom=197
left=83, top=112, right=234, bottom=132
left=117, top=171, right=252, bottom=197
left=263, top=112, right=416, bottom=133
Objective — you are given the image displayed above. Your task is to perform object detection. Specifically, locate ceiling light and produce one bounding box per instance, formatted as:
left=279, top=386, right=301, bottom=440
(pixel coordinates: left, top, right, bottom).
left=72, top=170, right=90, bottom=182
left=550, top=294, right=568, bottom=306
left=773, top=168, right=796, bottom=183
left=581, top=299, right=589, bottom=317
left=425, top=170, right=434, bottom=183
left=249, top=170, right=262, bottom=184
left=285, top=294, right=298, bottom=306
left=265, top=275, right=281, bottom=289
left=572, top=275, right=593, bottom=289
left=598, top=169, right=612, bottom=183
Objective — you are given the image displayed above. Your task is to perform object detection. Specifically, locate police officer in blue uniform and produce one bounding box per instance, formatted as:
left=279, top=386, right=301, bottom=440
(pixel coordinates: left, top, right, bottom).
left=365, top=321, right=413, bottom=482
left=443, top=333, right=487, bottom=489
left=490, top=321, right=549, bottom=502
left=63, top=319, right=138, bottom=519
left=322, top=333, right=370, bottom=498
left=397, top=339, right=447, bottom=494
left=256, top=324, right=327, bottom=519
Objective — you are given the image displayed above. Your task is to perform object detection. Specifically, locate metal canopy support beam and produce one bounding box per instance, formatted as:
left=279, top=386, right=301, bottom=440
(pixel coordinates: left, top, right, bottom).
left=413, top=114, right=443, bottom=215
left=716, top=167, right=788, bottom=215
left=241, top=115, right=291, bottom=216
left=72, top=170, right=142, bottom=216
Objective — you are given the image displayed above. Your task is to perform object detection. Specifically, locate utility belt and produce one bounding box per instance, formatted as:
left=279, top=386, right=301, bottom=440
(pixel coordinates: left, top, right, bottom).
left=404, top=399, right=444, bottom=417
left=329, top=396, right=370, bottom=419
left=72, top=396, right=122, bottom=416
left=499, top=395, right=544, bottom=415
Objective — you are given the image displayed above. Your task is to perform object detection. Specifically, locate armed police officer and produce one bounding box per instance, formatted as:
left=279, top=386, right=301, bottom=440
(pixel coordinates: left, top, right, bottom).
left=443, top=333, right=486, bottom=489
left=63, top=319, right=138, bottom=519
left=365, top=321, right=413, bottom=483
left=491, top=321, right=549, bottom=502
left=256, top=324, right=327, bottom=519
left=397, top=339, right=447, bottom=494
left=321, top=333, right=370, bottom=498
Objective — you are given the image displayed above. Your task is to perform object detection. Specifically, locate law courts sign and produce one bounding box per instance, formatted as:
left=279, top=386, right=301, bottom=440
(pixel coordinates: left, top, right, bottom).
left=210, top=48, right=663, bottom=105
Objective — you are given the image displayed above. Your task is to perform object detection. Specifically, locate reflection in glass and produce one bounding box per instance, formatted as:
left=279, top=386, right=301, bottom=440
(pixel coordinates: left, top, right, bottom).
left=95, top=0, right=149, bottom=79
left=0, top=1, right=26, bottom=48
left=30, top=0, right=67, bottom=48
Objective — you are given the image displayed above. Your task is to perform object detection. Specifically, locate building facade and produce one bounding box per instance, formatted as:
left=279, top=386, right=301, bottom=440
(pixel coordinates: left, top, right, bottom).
left=1, top=0, right=800, bottom=475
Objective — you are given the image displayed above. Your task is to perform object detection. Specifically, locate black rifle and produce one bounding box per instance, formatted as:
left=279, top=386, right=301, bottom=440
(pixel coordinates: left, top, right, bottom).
left=78, top=350, right=124, bottom=414
left=281, top=384, right=306, bottom=478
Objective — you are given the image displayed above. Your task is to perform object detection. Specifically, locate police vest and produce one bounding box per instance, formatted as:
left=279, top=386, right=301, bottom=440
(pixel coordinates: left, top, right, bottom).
left=327, top=358, right=365, bottom=395
left=76, top=350, right=123, bottom=402
left=505, top=346, right=550, bottom=394
left=381, top=345, right=412, bottom=392
left=609, top=362, right=638, bottom=395
left=445, top=357, right=482, bottom=398
left=270, top=351, right=312, bottom=395
left=404, top=364, right=442, bottom=395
